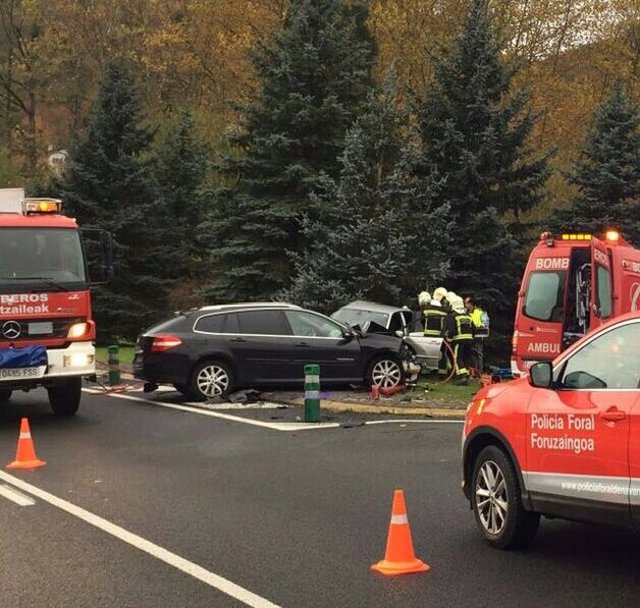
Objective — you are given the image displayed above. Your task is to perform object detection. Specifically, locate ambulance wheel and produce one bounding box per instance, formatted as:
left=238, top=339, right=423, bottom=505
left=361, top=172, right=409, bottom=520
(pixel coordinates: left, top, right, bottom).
left=471, top=445, right=540, bottom=549
left=0, top=389, right=12, bottom=404
left=48, top=378, right=81, bottom=416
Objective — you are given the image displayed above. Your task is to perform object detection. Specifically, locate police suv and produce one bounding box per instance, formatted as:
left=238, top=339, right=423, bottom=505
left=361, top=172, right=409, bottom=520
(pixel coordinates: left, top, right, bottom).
left=463, top=311, right=640, bottom=549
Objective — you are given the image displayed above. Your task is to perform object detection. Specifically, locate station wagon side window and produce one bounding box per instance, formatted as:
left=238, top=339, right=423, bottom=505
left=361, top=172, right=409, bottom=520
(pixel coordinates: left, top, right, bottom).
left=194, top=314, right=225, bottom=333
left=236, top=310, right=291, bottom=335
left=557, top=322, right=640, bottom=390
left=285, top=311, right=344, bottom=338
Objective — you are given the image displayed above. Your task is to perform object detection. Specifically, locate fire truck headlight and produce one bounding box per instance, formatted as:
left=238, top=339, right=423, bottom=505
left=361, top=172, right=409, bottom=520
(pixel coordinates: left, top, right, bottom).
left=64, top=353, right=94, bottom=368
left=67, top=322, right=91, bottom=339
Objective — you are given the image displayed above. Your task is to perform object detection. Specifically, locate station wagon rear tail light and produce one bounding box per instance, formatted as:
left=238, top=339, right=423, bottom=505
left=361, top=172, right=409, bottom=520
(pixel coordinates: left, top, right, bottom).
left=150, top=335, right=183, bottom=352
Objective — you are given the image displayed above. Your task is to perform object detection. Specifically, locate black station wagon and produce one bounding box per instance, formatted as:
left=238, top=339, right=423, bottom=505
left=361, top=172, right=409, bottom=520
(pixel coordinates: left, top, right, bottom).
left=133, top=303, right=420, bottom=400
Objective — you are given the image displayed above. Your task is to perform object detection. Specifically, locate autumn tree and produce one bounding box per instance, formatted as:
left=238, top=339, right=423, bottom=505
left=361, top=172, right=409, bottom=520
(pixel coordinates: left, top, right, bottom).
left=413, top=0, right=551, bottom=358
left=56, top=62, right=168, bottom=342
left=548, top=83, right=640, bottom=245
left=200, top=0, right=377, bottom=303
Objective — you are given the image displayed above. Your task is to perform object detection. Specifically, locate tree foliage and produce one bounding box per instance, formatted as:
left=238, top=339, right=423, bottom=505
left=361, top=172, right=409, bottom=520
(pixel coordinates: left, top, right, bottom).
left=547, top=83, right=640, bottom=245
left=413, top=0, right=551, bottom=353
left=200, top=0, right=377, bottom=303
left=281, top=72, right=451, bottom=313
left=56, top=62, right=168, bottom=341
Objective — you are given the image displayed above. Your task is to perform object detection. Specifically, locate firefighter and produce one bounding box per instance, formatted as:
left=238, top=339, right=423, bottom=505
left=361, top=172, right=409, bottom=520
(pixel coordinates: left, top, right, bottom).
left=443, top=296, right=474, bottom=384
left=430, top=287, right=450, bottom=373
left=420, top=291, right=447, bottom=338
left=464, top=295, right=490, bottom=374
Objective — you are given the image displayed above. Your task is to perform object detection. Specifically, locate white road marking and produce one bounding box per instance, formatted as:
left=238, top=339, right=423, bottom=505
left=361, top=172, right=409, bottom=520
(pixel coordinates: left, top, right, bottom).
left=85, top=390, right=464, bottom=429
left=0, top=471, right=281, bottom=608
left=0, top=483, right=36, bottom=506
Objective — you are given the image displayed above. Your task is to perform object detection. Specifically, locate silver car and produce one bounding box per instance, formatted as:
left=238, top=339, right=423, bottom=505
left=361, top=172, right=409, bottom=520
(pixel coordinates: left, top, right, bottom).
left=331, top=301, right=442, bottom=371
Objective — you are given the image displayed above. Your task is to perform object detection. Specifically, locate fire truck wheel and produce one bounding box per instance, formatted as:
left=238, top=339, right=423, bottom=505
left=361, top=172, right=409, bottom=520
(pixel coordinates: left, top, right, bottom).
left=189, top=360, right=233, bottom=401
left=48, top=378, right=81, bottom=416
left=0, top=389, right=12, bottom=404
left=471, top=445, right=540, bottom=549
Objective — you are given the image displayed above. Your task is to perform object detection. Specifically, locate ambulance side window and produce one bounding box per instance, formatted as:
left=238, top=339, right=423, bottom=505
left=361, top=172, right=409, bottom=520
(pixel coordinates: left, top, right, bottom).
left=524, top=271, right=566, bottom=322
left=558, top=322, right=640, bottom=390
left=595, top=265, right=612, bottom=319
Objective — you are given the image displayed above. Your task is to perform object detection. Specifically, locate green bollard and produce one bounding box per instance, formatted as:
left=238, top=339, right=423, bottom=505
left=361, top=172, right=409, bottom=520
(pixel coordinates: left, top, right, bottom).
left=108, top=344, right=120, bottom=386
left=304, top=364, right=321, bottom=423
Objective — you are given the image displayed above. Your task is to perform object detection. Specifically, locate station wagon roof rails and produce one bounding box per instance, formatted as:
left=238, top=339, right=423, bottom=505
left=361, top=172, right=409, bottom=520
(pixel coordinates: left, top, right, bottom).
left=198, top=302, right=302, bottom=311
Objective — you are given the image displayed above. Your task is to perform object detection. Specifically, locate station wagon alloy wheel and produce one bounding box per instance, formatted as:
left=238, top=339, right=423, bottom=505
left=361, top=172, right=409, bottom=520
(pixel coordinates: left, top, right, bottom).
left=192, top=361, right=231, bottom=399
left=475, top=459, right=508, bottom=536
left=370, top=358, right=402, bottom=388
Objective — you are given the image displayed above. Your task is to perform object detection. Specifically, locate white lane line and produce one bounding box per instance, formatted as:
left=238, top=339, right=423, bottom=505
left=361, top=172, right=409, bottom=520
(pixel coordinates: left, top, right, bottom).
left=86, top=390, right=464, bottom=430
left=0, top=483, right=36, bottom=506
left=0, top=471, right=280, bottom=608
left=87, top=391, right=341, bottom=431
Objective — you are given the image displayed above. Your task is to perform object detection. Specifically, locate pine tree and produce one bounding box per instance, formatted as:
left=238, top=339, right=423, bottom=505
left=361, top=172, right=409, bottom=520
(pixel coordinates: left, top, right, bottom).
left=281, top=72, right=451, bottom=314
left=201, top=0, right=376, bottom=303
left=57, top=62, right=167, bottom=342
left=548, top=83, right=640, bottom=245
left=413, top=0, right=550, bottom=357
left=152, top=110, right=209, bottom=307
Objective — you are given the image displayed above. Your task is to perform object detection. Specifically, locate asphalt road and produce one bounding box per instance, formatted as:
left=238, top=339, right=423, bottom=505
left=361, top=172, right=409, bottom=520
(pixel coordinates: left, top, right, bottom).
left=1, top=388, right=640, bottom=607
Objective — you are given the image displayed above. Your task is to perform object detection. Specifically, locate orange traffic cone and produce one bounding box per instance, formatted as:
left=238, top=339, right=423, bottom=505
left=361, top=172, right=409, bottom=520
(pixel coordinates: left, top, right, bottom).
left=371, top=489, right=430, bottom=576
left=7, top=418, right=46, bottom=470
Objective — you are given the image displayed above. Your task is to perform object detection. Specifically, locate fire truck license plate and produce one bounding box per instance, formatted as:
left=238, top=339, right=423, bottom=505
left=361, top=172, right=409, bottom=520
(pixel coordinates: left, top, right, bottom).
left=0, top=366, right=46, bottom=381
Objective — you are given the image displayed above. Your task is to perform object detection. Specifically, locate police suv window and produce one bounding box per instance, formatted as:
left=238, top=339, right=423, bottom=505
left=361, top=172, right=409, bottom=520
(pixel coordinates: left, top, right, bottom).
left=595, top=265, right=612, bottom=319
left=524, top=272, right=566, bottom=322
left=558, top=322, right=640, bottom=390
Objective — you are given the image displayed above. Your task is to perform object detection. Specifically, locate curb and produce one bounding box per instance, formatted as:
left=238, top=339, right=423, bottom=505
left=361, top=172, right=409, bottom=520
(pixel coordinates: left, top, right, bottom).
left=262, top=396, right=467, bottom=420
left=97, top=366, right=467, bottom=419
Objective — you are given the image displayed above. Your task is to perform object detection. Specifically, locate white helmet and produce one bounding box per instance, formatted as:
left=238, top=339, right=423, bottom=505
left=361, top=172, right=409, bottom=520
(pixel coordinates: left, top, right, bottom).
left=418, top=291, right=431, bottom=307
left=451, top=296, right=465, bottom=313
left=446, top=291, right=457, bottom=303
left=433, top=287, right=448, bottom=300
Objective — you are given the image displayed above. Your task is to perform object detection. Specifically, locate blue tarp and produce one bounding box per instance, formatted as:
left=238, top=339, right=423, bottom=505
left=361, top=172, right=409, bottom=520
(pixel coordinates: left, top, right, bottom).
left=0, top=345, right=47, bottom=368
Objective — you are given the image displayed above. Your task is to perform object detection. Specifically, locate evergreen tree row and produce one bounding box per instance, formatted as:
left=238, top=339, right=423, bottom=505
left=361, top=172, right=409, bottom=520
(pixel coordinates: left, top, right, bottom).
left=49, top=0, right=640, bottom=363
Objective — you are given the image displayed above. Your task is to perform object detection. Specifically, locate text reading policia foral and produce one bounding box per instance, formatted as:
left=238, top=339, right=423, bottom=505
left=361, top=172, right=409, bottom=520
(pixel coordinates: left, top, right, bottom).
left=530, top=413, right=596, bottom=455
left=0, top=293, right=49, bottom=314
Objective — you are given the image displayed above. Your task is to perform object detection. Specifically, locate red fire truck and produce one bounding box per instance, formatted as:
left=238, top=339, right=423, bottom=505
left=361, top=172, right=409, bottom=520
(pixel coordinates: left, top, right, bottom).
left=512, top=230, right=640, bottom=376
left=0, top=190, right=113, bottom=415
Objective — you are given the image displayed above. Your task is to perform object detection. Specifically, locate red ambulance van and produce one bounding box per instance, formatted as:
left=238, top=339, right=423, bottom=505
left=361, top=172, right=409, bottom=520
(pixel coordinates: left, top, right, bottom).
left=512, top=230, right=640, bottom=376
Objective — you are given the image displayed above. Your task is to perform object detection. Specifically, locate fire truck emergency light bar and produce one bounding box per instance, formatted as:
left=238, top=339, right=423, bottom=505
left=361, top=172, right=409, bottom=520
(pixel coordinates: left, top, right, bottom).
left=22, top=198, right=62, bottom=214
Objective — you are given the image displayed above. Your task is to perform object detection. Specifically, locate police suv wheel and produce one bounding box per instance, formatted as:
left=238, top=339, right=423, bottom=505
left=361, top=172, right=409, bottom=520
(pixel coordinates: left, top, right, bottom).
left=471, top=445, right=540, bottom=549
left=190, top=360, right=233, bottom=400
left=367, top=356, right=402, bottom=389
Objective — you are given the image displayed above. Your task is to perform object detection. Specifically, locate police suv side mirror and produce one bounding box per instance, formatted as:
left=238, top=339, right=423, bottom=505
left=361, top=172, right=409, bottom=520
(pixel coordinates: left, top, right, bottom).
left=529, top=361, right=553, bottom=389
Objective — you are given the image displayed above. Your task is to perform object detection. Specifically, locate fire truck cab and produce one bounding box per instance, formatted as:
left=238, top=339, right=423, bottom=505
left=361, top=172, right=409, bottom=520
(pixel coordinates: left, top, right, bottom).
left=512, top=230, right=640, bottom=376
left=0, top=190, right=113, bottom=415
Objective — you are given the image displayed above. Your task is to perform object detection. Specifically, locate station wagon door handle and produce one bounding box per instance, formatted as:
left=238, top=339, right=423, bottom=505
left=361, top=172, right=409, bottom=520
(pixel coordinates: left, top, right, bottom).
left=295, top=342, right=311, bottom=347
left=230, top=337, right=247, bottom=343
left=599, top=407, right=626, bottom=422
